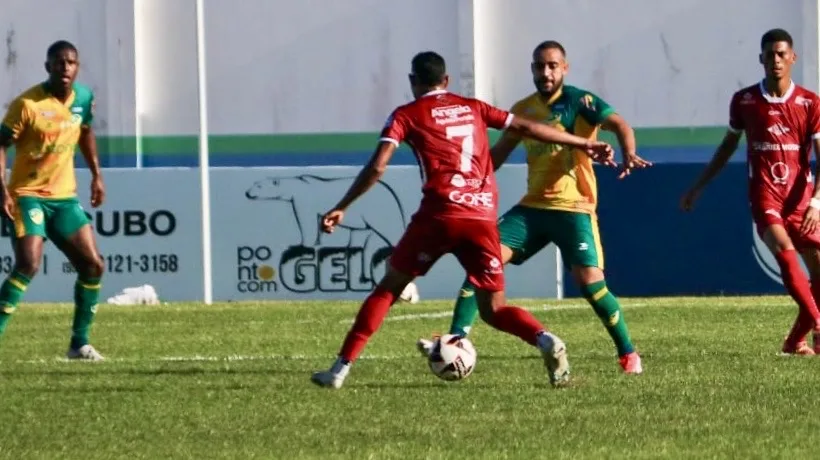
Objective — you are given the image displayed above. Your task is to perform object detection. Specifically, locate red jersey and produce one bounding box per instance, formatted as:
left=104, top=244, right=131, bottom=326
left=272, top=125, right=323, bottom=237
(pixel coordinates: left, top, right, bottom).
left=729, top=80, right=820, bottom=212
left=379, top=89, right=514, bottom=221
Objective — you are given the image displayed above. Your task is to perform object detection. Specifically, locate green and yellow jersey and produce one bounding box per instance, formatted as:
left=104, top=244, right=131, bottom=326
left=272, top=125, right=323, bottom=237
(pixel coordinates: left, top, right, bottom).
left=509, top=85, right=614, bottom=214
left=1, top=82, right=94, bottom=199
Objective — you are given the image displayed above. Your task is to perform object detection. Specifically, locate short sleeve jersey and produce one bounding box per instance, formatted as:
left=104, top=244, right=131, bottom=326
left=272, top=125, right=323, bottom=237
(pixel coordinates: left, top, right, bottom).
left=1, top=82, right=95, bottom=198
left=379, top=90, right=513, bottom=221
left=728, top=80, right=820, bottom=210
left=509, top=85, right=615, bottom=214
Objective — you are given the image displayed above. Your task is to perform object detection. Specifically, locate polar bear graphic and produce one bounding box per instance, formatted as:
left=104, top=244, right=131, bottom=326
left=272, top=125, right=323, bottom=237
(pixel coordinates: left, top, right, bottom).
left=246, top=175, right=408, bottom=283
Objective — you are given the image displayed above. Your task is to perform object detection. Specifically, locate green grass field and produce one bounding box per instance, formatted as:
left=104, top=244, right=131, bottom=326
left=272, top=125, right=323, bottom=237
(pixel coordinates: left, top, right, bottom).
left=0, top=296, right=817, bottom=459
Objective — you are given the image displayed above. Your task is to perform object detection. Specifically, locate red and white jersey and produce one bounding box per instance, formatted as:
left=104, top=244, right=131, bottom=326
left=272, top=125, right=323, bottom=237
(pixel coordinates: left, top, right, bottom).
left=729, top=80, right=820, bottom=207
left=380, top=90, right=514, bottom=221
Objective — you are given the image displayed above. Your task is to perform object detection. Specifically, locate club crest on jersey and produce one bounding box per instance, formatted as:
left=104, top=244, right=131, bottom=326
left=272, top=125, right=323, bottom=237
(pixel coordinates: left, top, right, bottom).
left=794, top=95, right=812, bottom=107
left=580, top=94, right=595, bottom=110
left=28, top=209, right=44, bottom=225
left=740, top=92, right=755, bottom=105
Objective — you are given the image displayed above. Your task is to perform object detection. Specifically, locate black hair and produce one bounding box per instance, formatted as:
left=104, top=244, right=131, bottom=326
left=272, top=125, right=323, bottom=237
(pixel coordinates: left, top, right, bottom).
left=46, top=40, right=78, bottom=60
left=411, top=51, right=447, bottom=86
left=533, top=40, right=566, bottom=58
left=760, top=29, right=793, bottom=50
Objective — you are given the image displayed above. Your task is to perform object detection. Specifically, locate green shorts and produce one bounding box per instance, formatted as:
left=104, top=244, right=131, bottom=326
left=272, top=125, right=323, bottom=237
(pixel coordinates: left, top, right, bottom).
left=11, top=196, right=90, bottom=242
left=498, top=205, right=604, bottom=269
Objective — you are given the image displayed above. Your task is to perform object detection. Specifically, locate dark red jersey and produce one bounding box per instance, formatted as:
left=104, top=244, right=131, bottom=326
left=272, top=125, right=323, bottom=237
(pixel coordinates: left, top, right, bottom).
left=379, top=90, right=513, bottom=221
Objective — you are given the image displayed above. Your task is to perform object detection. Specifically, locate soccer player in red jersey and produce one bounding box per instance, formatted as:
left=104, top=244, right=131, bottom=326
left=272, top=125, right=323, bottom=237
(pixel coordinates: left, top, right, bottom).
left=682, top=29, right=820, bottom=355
left=311, top=51, right=616, bottom=389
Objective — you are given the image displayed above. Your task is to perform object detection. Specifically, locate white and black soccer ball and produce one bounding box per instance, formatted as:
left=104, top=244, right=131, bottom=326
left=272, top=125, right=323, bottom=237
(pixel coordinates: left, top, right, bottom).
left=428, top=334, right=477, bottom=381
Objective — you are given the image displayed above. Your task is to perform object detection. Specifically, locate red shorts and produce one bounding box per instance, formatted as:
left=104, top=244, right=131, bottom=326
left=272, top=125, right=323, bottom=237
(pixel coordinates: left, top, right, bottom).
left=389, top=216, right=504, bottom=291
left=751, top=202, right=820, bottom=249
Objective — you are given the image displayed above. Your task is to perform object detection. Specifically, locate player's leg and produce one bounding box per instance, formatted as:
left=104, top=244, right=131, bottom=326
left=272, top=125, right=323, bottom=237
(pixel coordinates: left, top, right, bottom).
left=447, top=205, right=547, bottom=337
left=760, top=223, right=820, bottom=354
left=47, top=199, right=104, bottom=360
left=0, top=198, right=46, bottom=340
left=455, top=220, right=570, bottom=387
left=554, top=211, right=641, bottom=373
left=312, top=219, right=443, bottom=388
left=798, top=246, right=820, bottom=353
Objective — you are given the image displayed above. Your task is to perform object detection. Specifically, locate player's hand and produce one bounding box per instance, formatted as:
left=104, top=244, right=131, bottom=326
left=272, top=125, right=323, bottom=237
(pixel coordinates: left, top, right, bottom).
left=90, top=175, right=105, bottom=208
left=583, top=141, right=617, bottom=167
left=1, top=189, right=14, bottom=221
left=322, top=209, right=345, bottom=233
left=680, top=187, right=701, bottom=212
left=802, top=207, right=820, bottom=236
left=618, top=153, right=653, bottom=180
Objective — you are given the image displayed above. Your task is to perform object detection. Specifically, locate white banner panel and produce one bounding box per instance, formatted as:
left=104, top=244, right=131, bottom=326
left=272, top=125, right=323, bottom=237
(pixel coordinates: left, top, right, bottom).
left=2, top=166, right=558, bottom=303
left=0, top=169, right=203, bottom=302
left=209, top=166, right=559, bottom=301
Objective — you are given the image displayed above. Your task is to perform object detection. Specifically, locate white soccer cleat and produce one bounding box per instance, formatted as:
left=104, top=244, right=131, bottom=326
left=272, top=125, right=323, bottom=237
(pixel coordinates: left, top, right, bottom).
left=66, top=344, right=105, bottom=361
left=537, top=332, right=570, bottom=387
left=311, top=358, right=350, bottom=389
left=310, top=370, right=345, bottom=389
left=399, top=282, right=420, bottom=304
left=416, top=338, right=435, bottom=357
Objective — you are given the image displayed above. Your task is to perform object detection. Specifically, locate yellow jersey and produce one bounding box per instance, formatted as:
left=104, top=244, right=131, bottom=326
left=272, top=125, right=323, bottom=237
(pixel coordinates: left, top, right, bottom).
left=509, top=85, right=615, bottom=214
left=1, top=82, right=95, bottom=199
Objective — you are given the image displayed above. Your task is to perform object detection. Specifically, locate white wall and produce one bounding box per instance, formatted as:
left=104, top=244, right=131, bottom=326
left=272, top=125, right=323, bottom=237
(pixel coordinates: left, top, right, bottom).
left=475, top=0, right=818, bottom=127
left=1, top=0, right=817, bottom=135
left=0, top=0, right=135, bottom=136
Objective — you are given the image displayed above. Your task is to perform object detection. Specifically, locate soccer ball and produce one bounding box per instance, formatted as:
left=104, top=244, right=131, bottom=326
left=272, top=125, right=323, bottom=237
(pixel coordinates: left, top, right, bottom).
left=399, top=281, right=420, bottom=304
left=428, top=334, right=477, bottom=381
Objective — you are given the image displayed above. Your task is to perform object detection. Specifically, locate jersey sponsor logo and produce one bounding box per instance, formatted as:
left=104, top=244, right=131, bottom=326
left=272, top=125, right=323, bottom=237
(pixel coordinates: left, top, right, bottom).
left=243, top=174, right=408, bottom=293
left=794, top=95, right=812, bottom=107
left=432, top=105, right=474, bottom=125
left=484, top=256, right=502, bottom=274
left=751, top=142, right=800, bottom=152
left=767, top=123, right=790, bottom=136
left=71, top=107, right=83, bottom=113
left=768, top=110, right=781, bottom=116
left=450, top=174, right=466, bottom=187
left=770, top=162, right=790, bottom=184
left=448, top=190, right=493, bottom=208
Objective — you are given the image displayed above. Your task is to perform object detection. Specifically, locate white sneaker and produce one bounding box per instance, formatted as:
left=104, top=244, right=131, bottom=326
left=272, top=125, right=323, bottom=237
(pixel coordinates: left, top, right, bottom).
left=311, top=358, right=350, bottom=389
left=537, top=332, right=570, bottom=387
left=66, top=344, right=105, bottom=361
left=416, top=338, right=435, bottom=357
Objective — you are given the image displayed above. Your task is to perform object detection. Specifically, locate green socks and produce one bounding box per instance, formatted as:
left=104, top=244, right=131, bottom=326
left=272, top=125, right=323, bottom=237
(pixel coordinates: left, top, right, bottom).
left=448, top=280, right=480, bottom=337
left=0, top=271, right=31, bottom=337
left=581, top=280, right=634, bottom=356
left=70, top=276, right=101, bottom=349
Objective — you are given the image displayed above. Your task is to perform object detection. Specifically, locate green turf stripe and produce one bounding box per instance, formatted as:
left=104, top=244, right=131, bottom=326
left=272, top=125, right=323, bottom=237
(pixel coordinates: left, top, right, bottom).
left=86, top=126, right=728, bottom=157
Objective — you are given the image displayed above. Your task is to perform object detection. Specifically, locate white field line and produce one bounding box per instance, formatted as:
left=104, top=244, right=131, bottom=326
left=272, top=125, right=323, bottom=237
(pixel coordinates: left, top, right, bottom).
left=11, top=354, right=407, bottom=365
left=357, top=302, right=649, bottom=324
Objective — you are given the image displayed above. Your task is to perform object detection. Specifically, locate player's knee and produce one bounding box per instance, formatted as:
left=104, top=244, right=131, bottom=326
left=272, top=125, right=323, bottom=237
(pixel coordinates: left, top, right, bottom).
left=81, top=256, right=105, bottom=278
left=571, top=265, right=604, bottom=285
left=475, top=289, right=504, bottom=322
left=14, top=257, right=41, bottom=278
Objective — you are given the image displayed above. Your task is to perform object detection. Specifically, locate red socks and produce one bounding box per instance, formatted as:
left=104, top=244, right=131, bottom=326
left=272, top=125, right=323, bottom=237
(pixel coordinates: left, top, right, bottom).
left=776, top=250, right=820, bottom=346
left=484, top=305, right=545, bottom=346
left=338, top=287, right=398, bottom=363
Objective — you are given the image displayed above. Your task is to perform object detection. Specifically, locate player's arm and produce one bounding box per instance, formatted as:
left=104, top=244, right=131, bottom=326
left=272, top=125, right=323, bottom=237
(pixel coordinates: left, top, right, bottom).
left=78, top=96, right=105, bottom=207
left=332, top=141, right=396, bottom=212
left=801, top=100, right=820, bottom=235
left=0, top=98, right=27, bottom=219
left=680, top=130, right=742, bottom=211
left=490, top=130, right=522, bottom=171
left=600, top=113, right=651, bottom=178
left=507, top=116, right=615, bottom=166
left=681, top=94, right=744, bottom=211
